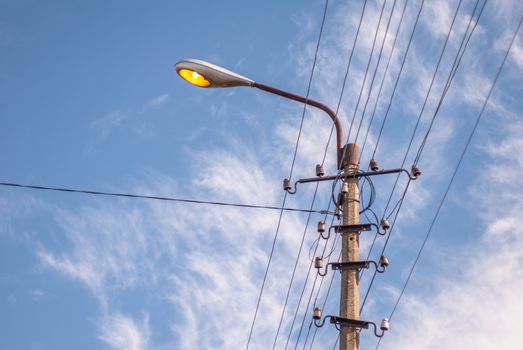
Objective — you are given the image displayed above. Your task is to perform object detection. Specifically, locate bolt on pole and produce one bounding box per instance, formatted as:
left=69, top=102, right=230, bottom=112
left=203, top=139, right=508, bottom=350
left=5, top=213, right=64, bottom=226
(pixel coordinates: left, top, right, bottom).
left=340, top=143, right=360, bottom=350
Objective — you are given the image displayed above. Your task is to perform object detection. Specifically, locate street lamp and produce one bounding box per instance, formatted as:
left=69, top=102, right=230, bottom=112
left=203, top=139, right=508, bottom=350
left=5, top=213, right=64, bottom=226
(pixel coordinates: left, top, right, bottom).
left=175, top=58, right=347, bottom=169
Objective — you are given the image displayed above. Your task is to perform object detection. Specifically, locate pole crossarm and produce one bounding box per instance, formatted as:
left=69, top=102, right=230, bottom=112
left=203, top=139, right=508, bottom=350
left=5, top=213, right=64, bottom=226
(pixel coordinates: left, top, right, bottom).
left=283, top=167, right=419, bottom=195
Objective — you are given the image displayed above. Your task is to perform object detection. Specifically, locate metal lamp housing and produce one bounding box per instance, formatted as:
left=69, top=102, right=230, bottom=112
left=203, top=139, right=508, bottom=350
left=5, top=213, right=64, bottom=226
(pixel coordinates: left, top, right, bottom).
left=175, top=59, right=254, bottom=88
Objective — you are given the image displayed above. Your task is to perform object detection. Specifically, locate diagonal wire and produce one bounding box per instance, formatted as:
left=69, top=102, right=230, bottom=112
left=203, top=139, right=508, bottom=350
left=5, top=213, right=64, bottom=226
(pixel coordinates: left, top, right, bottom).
left=300, top=0, right=404, bottom=347
left=270, top=3, right=331, bottom=348
left=245, top=1, right=331, bottom=347
left=413, top=0, right=488, bottom=165
left=359, top=0, right=410, bottom=160
left=346, top=0, right=389, bottom=143
left=360, top=0, right=487, bottom=314
left=279, top=1, right=370, bottom=348
left=370, top=0, right=425, bottom=161
left=289, top=0, right=389, bottom=346
left=375, top=13, right=523, bottom=349
left=359, top=0, right=468, bottom=293
left=353, top=0, right=399, bottom=145
left=361, top=0, right=487, bottom=320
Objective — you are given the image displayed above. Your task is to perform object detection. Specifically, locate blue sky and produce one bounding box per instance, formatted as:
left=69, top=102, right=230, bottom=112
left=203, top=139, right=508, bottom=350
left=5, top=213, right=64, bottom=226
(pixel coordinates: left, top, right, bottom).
left=1, top=0, right=523, bottom=349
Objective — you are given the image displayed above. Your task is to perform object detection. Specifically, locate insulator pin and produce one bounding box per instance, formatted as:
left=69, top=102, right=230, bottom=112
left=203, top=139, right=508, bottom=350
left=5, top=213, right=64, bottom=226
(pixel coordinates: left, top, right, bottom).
left=380, top=318, right=390, bottom=331
left=379, top=255, right=389, bottom=268
left=314, top=257, right=323, bottom=269
left=313, top=307, right=322, bottom=320
left=370, top=159, right=379, bottom=171
left=283, top=178, right=291, bottom=191
left=380, top=218, right=390, bottom=230
left=411, top=164, right=421, bottom=177
left=316, top=164, right=324, bottom=177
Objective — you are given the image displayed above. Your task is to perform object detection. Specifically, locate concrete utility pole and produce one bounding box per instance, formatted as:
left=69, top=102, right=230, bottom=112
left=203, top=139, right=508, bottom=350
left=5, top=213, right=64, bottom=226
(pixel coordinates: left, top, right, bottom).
left=340, top=143, right=360, bottom=350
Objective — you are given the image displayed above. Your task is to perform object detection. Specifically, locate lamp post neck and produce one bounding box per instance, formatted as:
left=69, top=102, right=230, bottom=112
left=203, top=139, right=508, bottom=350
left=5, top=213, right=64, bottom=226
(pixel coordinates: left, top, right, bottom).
left=252, top=82, right=344, bottom=169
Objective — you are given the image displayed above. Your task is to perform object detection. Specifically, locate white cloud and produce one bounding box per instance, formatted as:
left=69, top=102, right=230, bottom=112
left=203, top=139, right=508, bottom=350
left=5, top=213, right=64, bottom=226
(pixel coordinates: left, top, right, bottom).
left=140, top=93, right=169, bottom=112
left=37, top=205, right=159, bottom=307
left=90, top=110, right=126, bottom=136
left=12, top=2, right=523, bottom=350
left=98, top=312, right=150, bottom=350
left=90, top=94, right=169, bottom=136
left=31, top=288, right=44, bottom=301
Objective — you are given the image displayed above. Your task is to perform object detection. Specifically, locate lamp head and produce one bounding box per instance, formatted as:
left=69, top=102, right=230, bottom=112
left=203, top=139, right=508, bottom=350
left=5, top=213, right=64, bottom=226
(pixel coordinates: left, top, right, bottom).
left=175, top=59, right=255, bottom=88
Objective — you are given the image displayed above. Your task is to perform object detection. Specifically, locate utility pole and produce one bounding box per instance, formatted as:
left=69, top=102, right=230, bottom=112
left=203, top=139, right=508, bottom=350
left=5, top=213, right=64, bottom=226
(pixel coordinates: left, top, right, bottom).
left=340, top=143, right=360, bottom=350
left=175, top=59, right=402, bottom=349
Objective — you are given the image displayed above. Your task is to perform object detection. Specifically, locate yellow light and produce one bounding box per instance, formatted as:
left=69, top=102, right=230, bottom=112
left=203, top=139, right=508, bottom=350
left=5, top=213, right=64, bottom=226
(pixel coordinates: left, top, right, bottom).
left=178, top=68, right=210, bottom=87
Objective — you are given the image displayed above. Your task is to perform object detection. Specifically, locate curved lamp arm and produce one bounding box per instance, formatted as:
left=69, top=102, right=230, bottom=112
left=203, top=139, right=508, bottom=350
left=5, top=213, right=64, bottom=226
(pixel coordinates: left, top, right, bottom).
left=175, top=59, right=344, bottom=169
left=252, top=82, right=343, bottom=168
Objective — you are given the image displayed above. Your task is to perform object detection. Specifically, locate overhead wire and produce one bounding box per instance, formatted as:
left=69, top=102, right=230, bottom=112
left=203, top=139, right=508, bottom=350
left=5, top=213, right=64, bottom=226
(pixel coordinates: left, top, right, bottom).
left=359, top=0, right=410, bottom=159
left=413, top=0, right=487, bottom=165
left=295, top=0, right=404, bottom=347
left=345, top=0, right=389, bottom=143
left=360, top=0, right=486, bottom=314
left=370, top=0, right=426, bottom=161
left=270, top=1, right=330, bottom=348
left=244, top=0, right=332, bottom=346
left=279, top=1, right=370, bottom=348
left=375, top=12, right=523, bottom=350
left=0, top=181, right=324, bottom=214
left=359, top=0, right=467, bottom=292
left=352, top=0, right=399, bottom=145
left=302, top=0, right=405, bottom=347
left=290, top=0, right=389, bottom=346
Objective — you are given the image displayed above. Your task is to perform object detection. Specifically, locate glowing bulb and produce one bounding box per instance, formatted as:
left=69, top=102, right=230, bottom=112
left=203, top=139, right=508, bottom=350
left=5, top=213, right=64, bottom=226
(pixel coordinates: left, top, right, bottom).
left=178, top=69, right=210, bottom=87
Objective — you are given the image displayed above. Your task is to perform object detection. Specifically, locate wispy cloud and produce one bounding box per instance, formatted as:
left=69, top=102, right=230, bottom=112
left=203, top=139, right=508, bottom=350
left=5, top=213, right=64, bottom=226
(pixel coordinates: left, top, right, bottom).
left=140, top=93, right=169, bottom=113
left=90, top=94, right=169, bottom=136
left=98, top=312, right=150, bottom=350
left=379, top=111, right=523, bottom=350
left=31, top=288, right=45, bottom=301
left=90, top=110, right=126, bottom=136
left=10, top=1, right=523, bottom=349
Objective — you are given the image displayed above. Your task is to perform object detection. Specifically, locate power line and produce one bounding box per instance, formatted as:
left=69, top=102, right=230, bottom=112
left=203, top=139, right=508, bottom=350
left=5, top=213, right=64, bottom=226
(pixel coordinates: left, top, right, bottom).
left=245, top=1, right=330, bottom=348
left=360, top=0, right=486, bottom=314
left=346, top=0, right=389, bottom=142
left=413, top=0, right=488, bottom=165
left=359, top=0, right=468, bottom=303
left=294, top=1, right=401, bottom=347
left=0, top=181, right=323, bottom=214
left=286, top=0, right=388, bottom=346
left=279, top=1, right=370, bottom=348
left=361, top=0, right=487, bottom=320
left=375, top=12, right=523, bottom=350
left=353, top=0, right=399, bottom=145
left=360, top=0, right=484, bottom=316
left=359, top=0, right=410, bottom=159
left=370, top=0, right=425, bottom=161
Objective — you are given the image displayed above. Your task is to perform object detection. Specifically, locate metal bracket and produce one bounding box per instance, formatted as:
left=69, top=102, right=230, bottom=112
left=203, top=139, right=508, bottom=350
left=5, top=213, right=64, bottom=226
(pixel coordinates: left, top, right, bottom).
left=333, top=224, right=372, bottom=233
left=330, top=316, right=370, bottom=329
left=330, top=261, right=370, bottom=271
